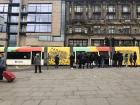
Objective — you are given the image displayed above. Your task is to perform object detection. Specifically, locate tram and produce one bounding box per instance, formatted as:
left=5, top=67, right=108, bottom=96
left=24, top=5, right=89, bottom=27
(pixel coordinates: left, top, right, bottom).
left=0, top=46, right=139, bottom=66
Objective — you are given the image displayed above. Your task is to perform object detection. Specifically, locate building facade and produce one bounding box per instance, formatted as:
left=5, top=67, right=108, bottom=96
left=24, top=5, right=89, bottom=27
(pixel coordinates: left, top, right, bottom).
left=0, top=15, right=5, bottom=46
left=65, top=0, right=140, bottom=47
left=0, top=0, right=65, bottom=47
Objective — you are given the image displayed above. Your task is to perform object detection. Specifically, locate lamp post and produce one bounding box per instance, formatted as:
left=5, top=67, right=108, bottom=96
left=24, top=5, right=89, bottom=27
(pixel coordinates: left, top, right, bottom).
left=4, top=0, right=12, bottom=68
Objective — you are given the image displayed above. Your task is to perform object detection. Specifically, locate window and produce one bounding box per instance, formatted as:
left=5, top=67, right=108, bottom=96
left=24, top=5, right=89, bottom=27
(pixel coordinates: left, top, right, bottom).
left=106, top=14, right=116, bottom=19
left=27, top=3, right=52, bottom=33
left=92, top=14, right=101, bottom=20
left=74, top=6, right=83, bottom=12
left=27, top=14, right=35, bottom=22
left=108, top=26, right=115, bottom=34
left=137, top=14, right=140, bottom=19
left=10, top=25, right=18, bottom=33
left=120, top=40, right=133, bottom=46
left=0, top=14, right=7, bottom=22
left=122, top=14, right=130, bottom=20
left=38, top=24, right=51, bottom=32
left=91, top=39, right=104, bottom=46
left=36, top=14, right=52, bottom=22
left=122, top=5, right=129, bottom=12
left=93, top=5, right=101, bottom=12
left=137, top=6, right=140, bottom=12
left=39, top=35, right=52, bottom=41
left=12, top=0, right=20, bottom=3
left=108, top=5, right=115, bottom=12
left=11, top=16, right=18, bottom=22
left=27, top=24, right=35, bottom=32
left=9, top=35, right=17, bottom=47
left=27, top=24, right=51, bottom=32
left=7, top=52, right=30, bottom=59
left=28, top=4, right=52, bottom=12
left=69, top=28, right=72, bottom=33
left=68, top=39, right=88, bottom=47
left=12, top=7, right=19, bottom=13
left=0, top=4, right=4, bottom=12
left=28, top=4, right=36, bottom=12
left=93, top=26, right=101, bottom=34
left=123, top=26, right=130, bottom=34
left=74, top=28, right=82, bottom=33
left=0, top=4, right=8, bottom=12
left=75, top=14, right=83, bottom=20
left=1, top=25, right=6, bottom=32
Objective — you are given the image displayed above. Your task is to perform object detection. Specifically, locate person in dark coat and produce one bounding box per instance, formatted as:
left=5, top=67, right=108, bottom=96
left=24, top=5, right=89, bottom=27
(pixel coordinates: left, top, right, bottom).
left=81, top=53, right=86, bottom=69
left=113, top=51, right=117, bottom=67
left=116, top=51, right=120, bottom=67
left=89, top=53, right=94, bottom=68
left=98, top=54, right=102, bottom=68
left=70, top=54, right=75, bottom=69
left=94, top=53, right=98, bottom=67
left=118, top=52, right=123, bottom=67
left=55, top=55, right=60, bottom=68
left=77, top=53, right=82, bottom=69
left=101, top=55, right=105, bottom=68
left=120, top=53, right=123, bottom=67
left=0, top=54, right=6, bottom=80
left=133, top=52, right=137, bottom=67
left=34, top=54, right=42, bottom=73
left=85, top=53, right=90, bottom=69
left=129, top=53, right=133, bottom=67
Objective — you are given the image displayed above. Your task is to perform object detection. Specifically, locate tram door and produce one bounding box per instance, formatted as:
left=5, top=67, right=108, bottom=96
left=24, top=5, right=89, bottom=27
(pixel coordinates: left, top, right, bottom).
left=31, top=51, right=41, bottom=64
left=99, top=51, right=109, bottom=66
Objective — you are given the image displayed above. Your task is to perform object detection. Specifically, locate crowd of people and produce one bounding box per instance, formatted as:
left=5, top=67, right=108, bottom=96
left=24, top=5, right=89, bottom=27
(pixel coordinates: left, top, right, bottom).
left=70, top=52, right=138, bottom=69
left=112, top=52, right=137, bottom=67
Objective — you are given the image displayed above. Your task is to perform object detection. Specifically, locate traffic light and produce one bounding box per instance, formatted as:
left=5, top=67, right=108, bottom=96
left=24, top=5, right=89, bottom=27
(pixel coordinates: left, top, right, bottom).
left=104, top=37, right=110, bottom=46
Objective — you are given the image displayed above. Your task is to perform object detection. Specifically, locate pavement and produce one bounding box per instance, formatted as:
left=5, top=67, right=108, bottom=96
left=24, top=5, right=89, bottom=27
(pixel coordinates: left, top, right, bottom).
left=0, top=67, right=140, bottom=105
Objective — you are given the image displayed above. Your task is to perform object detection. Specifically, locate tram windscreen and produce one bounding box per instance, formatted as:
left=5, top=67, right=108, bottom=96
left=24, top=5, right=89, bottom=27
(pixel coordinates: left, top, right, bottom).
left=7, top=52, right=31, bottom=59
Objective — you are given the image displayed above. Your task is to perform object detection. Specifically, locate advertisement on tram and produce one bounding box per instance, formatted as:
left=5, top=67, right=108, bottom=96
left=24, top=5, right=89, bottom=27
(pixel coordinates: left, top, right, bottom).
left=115, top=47, right=140, bottom=65
left=47, top=47, right=70, bottom=65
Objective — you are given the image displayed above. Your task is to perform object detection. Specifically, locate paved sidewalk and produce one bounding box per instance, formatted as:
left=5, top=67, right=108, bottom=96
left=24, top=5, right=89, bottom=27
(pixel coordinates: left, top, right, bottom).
left=0, top=68, right=140, bottom=105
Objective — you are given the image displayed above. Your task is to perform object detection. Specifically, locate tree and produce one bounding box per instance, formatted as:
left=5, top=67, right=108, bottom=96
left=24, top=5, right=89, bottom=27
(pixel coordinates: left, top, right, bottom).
left=104, top=37, right=110, bottom=46
left=111, top=38, right=115, bottom=47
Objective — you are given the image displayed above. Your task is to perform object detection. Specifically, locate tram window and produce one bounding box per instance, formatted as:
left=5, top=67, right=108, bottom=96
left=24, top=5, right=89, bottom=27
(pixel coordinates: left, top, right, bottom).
left=99, top=51, right=108, bottom=56
left=7, top=52, right=31, bottom=59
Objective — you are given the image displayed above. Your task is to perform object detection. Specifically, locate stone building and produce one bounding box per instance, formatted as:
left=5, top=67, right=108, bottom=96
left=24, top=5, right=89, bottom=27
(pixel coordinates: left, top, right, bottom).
left=65, top=0, right=140, bottom=47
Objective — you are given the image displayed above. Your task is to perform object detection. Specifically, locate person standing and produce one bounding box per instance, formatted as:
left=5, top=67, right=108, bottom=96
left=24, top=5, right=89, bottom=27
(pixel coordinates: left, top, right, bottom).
left=0, top=54, right=6, bottom=80
left=70, top=54, right=75, bottom=69
left=129, top=53, right=133, bottom=67
left=77, top=53, right=82, bottom=69
left=89, top=53, right=94, bottom=68
left=34, top=54, right=42, bottom=73
left=118, top=52, right=123, bottom=67
left=133, top=52, right=137, bottom=67
left=55, top=55, right=60, bottom=68
left=98, top=54, right=102, bottom=68
left=124, top=54, right=128, bottom=67
left=113, top=51, right=117, bottom=67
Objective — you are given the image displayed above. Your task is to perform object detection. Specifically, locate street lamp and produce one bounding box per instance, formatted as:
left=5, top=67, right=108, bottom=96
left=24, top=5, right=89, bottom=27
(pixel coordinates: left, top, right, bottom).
left=4, top=0, right=12, bottom=68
